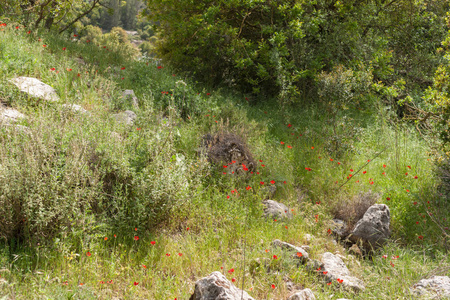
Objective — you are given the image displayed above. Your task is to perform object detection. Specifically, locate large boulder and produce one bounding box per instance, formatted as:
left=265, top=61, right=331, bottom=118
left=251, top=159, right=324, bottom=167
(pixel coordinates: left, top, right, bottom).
left=272, top=239, right=309, bottom=263
left=263, top=200, right=292, bottom=220
left=189, top=271, right=254, bottom=300
left=411, top=276, right=450, bottom=299
left=307, top=252, right=364, bottom=292
left=349, top=204, right=390, bottom=249
left=287, top=288, right=316, bottom=300
left=10, top=77, right=59, bottom=102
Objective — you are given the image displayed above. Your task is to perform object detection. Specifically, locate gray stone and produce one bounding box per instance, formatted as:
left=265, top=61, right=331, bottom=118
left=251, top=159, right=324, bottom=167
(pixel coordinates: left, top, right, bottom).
left=349, top=204, right=390, bottom=249
left=62, top=104, right=88, bottom=114
left=331, top=219, right=348, bottom=238
left=272, top=239, right=309, bottom=263
left=304, top=234, right=312, bottom=243
left=189, top=271, right=254, bottom=300
left=262, top=200, right=292, bottom=220
left=411, top=276, right=450, bottom=299
left=10, top=77, right=59, bottom=102
left=310, top=252, right=365, bottom=292
left=287, top=288, right=316, bottom=300
left=113, top=110, right=137, bottom=125
left=122, top=90, right=139, bottom=109
left=0, top=107, right=25, bottom=124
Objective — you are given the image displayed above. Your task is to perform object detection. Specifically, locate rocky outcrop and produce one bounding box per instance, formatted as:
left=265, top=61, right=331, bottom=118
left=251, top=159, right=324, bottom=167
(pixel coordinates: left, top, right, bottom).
left=62, top=104, right=88, bottom=114
left=272, top=239, right=309, bottom=263
left=189, top=271, right=254, bottom=300
left=10, top=77, right=59, bottom=102
left=287, top=288, right=316, bottom=300
left=411, top=276, right=450, bottom=299
left=263, top=200, right=292, bottom=220
left=349, top=204, right=390, bottom=249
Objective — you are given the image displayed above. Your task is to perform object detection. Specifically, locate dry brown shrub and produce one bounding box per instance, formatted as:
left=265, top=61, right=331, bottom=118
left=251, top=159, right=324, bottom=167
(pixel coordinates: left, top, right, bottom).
left=201, top=132, right=256, bottom=174
left=331, top=190, right=379, bottom=229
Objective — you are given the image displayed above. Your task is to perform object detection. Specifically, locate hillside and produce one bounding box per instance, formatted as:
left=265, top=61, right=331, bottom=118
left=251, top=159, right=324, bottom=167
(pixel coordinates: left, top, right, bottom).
left=0, top=20, right=449, bottom=299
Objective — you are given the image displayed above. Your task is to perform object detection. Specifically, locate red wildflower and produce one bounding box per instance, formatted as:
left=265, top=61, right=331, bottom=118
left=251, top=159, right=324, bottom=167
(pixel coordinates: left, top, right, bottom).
left=273, top=255, right=278, bottom=260
left=157, top=66, right=163, bottom=69
left=311, top=146, right=314, bottom=149
left=178, top=253, right=182, bottom=256
left=43, top=44, right=47, bottom=47
left=323, top=271, right=328, bottom=275
left=386, top=197, right=390, bottom=200
left=407, top=165, right=411, bottom=169
left=228, top=268, right=234, bottom=274
left=260, top=181, right=264, bottom=185
left=296, top=252, right=303, bottom=257
left=246, top=186, right=251, bottom=190
left=166, top=253, right=170, bottom=256
left=134, top=236, right=139, bottom=241
left=86, top=251, right=91, bottom=256
left=271, top=284, right=275, bottom=289
left=121, top=67, right=125, bottom=70
left=287, top=145, right=292, bottom=149
left=288, top=124, right=292, bottom=128
left=418, top=235, right=424, bottom=240
left=142, top=265, right=147, bottom=268
left=104, top=237, right=108, bottom=241
left=270, top=180, right=275, bottom=184
left=280, top=141, right=284, bottom=145
left=232, top=278, right=236, bottom=282
left=363, top=171, right=367, bottom=174
left=62, top=47, right=66, bottom=50
left=206, top=93, right=211, bottom=96
left=134, top=282, right=139, bottom=286
left=150, top=241, right=156, bottom=245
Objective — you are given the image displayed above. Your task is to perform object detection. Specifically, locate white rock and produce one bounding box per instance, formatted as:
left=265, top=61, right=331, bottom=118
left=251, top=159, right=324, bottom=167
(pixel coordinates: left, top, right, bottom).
left=411, top=276, right=450, bottom=299
left=350, top=204, right=390, bottom=249
left=320, top=252, right=365, bottom=292
left=263, top=200, right=292, bottom=220
left=287, top=288, right=316, bottom=300
left=190, top=271, right=254, bottom=300
left=10, top=77, right=59, bottom=102
left=62, top=104, right=88, bottom=114
left=0, top=107, right=25, bottom=124
left=113, top=110, right=137, bottom=125
left=272, top=239, right=309, bottom=263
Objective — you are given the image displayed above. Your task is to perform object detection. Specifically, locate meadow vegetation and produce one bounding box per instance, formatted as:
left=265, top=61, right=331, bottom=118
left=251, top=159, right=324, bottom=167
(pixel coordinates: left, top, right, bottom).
left=0, top=2, right=450, bottom=298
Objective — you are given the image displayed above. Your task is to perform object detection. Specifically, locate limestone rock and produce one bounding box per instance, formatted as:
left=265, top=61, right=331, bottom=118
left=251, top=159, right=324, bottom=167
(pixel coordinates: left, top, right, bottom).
left=113, top=110, right=137, bottom=125
left=349, top=204, right=390, bottom=249
left=263, top=200, right=292, bottom=220
left=287, top=288, right=316, bottom=300
left=0, top=107, right=25, bottom=124
left=308, top=252, right=364, bottom=292
left=189, top=271, right=254, bottom=300
left=411, top=276, right=450, bottom=299
left=10, top=77, right=59, bottom=102
left=122, top=89, right=139, bottom=109
left=272, top=239, right=309, bottom=263
left=331, top=219, right=348, bottom=238
left=62, top=104, right=88, bottom=114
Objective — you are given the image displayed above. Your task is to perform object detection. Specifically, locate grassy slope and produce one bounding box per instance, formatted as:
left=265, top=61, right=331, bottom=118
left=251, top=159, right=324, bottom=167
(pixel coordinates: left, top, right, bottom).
left=0, top=23, right=449, bottom=299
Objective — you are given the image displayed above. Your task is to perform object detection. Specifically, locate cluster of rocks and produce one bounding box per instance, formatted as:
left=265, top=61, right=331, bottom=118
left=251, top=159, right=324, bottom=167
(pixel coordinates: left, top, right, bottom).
left=189, top=200, right=449, bottom=299
left=3, top=77, right=140, bottom=132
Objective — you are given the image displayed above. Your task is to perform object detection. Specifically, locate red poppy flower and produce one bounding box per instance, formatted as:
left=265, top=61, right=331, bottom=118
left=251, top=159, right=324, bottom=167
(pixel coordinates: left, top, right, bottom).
left=246, top=186, right=251, bottom=190
left=270, top=180, right=275, bottom=184
left=260, top=181, right=264, bottom=185
left=283, top=181, right=286, bottom=184
left=337, top=279, right=343, bottom=283
left=27, top=30, right=31, bottom=34
left=227, top=195, right=230, bottom=199
left=390, top=262, right=395, bottom=267
left=66, top=68, right=72, bottom=71
left=296, top=252, right=303, bottom=257
left=228, top=268, right=234, bottom=274
left=50, top=68, right=55, bottom=71
left=271, top=284, right=275, bottom=289
left=178, top=253, right=182, bottom=256
left=327, top=282, right=332, bottom=285
left=386, top=197, right=390, bottom=200
left=157, top=66, right=162, bottom=69
left=273, top=255, right=278, bottom=260
left=166, top=253, right=170, bottom=256
left=287, top=145, right=292, bottom=149
left=407, top=165, right=411, bottom=169
left=280, top=141, right=284, bottom=145
left=383, top=164, right=386, bottom=168
left=134, top=282, right=139, bottom=285
left=134, top=236, right=139, bottom=241
left=311, top=146, right=314, bottom=149
left=100, top=281, right=104, bottom=284
left=261, top=164, right=265, bottom=167
left=232, top=278, right=236, bottom=282
left=323, top=271, right=328, bottom=275
left=150, top=241, right=156, bottom=245
left=363, top=171, right=367, bottom=174
left=414, top=176, right=418, bottom=179
left=73, top=34, right=78, bottom=37
left=405, top=173, right=408, bottom=176
left=104, top=237, right=108, bottom=241
left=108, top=280, right=113, bottom=284
left=265, top=249, right=269, bottom=253
left=142, top=265, right=147, bottom=268
left=330, top=158, right=334, bottom=161
left=418, top=235, right=424, bottom=240
left=86, top=251, right=91, bottom=256
left=121, top=67, right=125, bottom=70
left=43, top=44, right=47, bottom=47
left=186, top=227, right=189, bottom=231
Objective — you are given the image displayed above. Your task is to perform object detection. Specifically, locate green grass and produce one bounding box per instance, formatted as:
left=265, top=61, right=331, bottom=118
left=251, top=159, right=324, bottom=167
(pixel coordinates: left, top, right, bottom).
left=0, top=21, right=449, bottom=299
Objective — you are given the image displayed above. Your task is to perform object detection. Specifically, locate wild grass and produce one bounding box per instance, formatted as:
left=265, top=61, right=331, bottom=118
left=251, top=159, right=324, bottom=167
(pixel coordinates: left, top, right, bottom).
left=0, top=22, right=448, bottom=299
